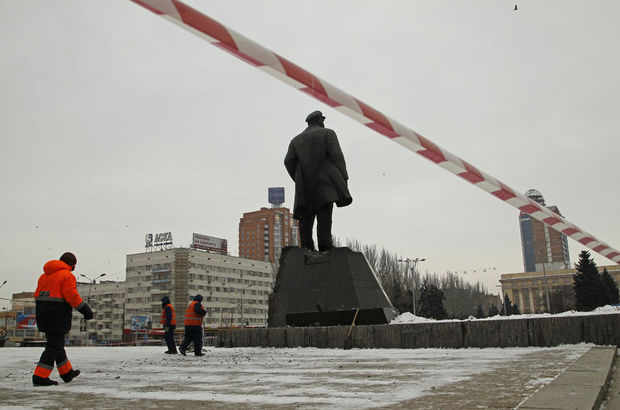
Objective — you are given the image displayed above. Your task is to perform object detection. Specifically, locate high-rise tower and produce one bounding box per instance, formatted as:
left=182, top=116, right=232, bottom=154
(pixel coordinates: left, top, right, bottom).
left=239, top=207, right=300, bottom=263
left=519, top=189, right=571, bottom=272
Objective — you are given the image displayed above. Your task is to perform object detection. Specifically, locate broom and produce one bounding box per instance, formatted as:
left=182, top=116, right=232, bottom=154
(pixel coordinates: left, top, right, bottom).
left=343, top=308, right=360, bottom=350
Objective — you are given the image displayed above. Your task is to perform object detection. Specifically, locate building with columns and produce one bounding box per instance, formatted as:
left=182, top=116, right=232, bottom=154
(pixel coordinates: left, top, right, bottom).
left=500, top=264, right=620, bottom=314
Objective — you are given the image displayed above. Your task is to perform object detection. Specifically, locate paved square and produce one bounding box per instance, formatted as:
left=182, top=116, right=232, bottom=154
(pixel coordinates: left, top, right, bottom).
left=1, top=345, right=590, bottom=409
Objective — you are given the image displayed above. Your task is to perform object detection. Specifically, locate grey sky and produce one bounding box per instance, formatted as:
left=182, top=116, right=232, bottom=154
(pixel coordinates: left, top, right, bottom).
left=1, top=0, right=619, bottom=306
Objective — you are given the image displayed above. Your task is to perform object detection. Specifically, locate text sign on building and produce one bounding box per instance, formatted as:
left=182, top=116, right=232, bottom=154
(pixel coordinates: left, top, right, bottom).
left=192, top=233, right=228, bottom=254
left=268, top=187, right=285, bottom=206
left=145, top=232, right=173, bottom=248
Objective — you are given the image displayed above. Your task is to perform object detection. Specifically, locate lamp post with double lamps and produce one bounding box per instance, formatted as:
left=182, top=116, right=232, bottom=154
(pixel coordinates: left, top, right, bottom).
left=79, top=274, right=106, bottom=344
left=80, top=273, right=107, bottom=302
left=398, top=258, right=426, bottom=316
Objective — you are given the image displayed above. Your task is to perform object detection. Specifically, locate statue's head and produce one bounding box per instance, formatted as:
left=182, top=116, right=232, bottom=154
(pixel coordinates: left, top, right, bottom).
left=305, top=110, right=325, bottom=127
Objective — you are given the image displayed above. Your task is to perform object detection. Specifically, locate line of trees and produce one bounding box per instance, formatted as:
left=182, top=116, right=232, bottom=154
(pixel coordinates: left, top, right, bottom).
left=335, top=238, right=501, bottom=320
left=332, top=240, right=619, bottom=319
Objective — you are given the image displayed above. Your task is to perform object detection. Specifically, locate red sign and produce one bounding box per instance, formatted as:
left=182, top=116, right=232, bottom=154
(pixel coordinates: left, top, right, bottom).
left=192, top=233, right=228, bottom=254
left=17, top=314, right=36, bottom=329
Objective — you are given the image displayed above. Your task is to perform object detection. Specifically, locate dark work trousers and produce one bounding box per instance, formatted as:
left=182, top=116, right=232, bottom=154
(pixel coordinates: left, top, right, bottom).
left=180, top=326, right=203, bottom=355
left=164, top=325, right=177, bottom=352
left=33, top=332, right=72, bottom=379
left=299, top=202, right=334, bottom=251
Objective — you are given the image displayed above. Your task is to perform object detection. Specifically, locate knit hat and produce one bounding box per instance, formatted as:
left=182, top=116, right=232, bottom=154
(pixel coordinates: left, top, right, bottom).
left=59, top=252, right=77, bottom=267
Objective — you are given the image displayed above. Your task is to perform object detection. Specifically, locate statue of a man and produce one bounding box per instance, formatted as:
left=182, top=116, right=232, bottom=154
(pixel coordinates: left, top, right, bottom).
left=284, top=110, right=352, bottom=251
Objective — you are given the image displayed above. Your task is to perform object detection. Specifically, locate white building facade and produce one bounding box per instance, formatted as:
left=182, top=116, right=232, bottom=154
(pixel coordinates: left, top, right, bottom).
left=126, top=247, right=274, bottom=329
left=69, top=281, right=126, bottom=345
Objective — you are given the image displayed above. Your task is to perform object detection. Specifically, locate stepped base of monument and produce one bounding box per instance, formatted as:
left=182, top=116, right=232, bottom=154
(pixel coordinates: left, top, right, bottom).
left=269, top=246, right=398, bottom=327
left=220, top=313, right=620, bottom=349
left=286, top=307, right=396, bottom=327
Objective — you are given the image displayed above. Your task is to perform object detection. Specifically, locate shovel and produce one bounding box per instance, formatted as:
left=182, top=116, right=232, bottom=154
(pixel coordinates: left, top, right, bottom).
left=343, top=308, right=360, bottom=350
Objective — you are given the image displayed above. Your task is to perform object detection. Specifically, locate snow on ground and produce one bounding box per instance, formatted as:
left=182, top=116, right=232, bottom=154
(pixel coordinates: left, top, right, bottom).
left=390, top=305, right=620, bottom=324
left=0, top=345, right=590, bottom=409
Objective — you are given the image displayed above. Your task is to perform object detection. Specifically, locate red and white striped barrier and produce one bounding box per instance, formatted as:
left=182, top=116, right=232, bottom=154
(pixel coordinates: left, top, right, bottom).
left=131, top=0, right=620, bottom=265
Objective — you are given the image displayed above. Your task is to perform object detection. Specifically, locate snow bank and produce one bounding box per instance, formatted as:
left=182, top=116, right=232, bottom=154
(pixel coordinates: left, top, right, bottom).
left=390, top=305, right=620, bottom=324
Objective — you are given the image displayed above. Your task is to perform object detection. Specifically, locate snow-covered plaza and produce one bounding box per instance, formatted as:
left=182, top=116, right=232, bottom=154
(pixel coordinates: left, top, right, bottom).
left=1, top=344, right=591, bottom=409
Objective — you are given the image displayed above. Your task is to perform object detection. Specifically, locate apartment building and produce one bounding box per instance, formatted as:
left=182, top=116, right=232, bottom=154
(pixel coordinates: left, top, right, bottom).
left=238, top=207, right=300, bottom=263
left=126, top=247, right=274, bottom=329
left=68, top=280, right=126, bottom=345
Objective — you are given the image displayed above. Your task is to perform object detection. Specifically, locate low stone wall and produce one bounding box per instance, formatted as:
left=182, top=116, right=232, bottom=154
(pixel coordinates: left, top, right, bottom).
left=218, top=313, right=620, bottom=349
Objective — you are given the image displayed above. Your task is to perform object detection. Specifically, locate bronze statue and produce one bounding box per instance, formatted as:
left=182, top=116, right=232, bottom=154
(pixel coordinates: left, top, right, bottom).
left=284, top=110, right=352, bottom=251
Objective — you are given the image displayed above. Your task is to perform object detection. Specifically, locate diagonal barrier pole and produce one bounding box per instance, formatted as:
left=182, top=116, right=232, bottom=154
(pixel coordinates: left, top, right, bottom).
left=130, top=0, right=620, bottom=265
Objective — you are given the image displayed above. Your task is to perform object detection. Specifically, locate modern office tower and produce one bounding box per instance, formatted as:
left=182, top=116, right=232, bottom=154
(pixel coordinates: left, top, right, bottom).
left=238, top=207, right=300, bottom=263
left=519, top=189, right=571, bottom=272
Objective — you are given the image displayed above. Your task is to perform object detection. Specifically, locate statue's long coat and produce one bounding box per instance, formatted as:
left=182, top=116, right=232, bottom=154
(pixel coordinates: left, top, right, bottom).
left=284, top=124, right=352, bottom=219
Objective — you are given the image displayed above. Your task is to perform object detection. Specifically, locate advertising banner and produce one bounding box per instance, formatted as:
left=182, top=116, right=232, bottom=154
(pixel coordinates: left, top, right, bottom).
left=17, top=313, right=36, bottom=329
left=192, top=233, right=228, bottom=254
left=130, top=315, right=151, bottom=331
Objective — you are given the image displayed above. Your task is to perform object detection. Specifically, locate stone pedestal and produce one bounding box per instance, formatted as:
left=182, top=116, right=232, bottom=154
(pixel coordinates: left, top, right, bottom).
left=268, top=247, right=398, bottom=327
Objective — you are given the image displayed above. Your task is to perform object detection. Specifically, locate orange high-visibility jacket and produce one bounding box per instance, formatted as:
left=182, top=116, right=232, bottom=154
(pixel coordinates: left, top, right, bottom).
left=184, top=301, right=204, bottom=326
left=34, top=260, right=85, bottom=334
left=160, top=304, right=177, bottom=326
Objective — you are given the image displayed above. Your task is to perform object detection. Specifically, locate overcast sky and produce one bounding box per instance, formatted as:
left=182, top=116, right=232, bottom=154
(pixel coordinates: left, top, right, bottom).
left=1, top=1, right=619, bottom=307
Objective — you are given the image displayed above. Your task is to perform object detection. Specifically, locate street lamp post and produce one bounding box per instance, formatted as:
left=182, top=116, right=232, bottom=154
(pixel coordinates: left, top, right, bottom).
left=496, top=284, right=507, bottom=315
left=240, top=284, right=255, bottom=326
left=398, top=257, right=426, bottom=316
left=536, top=245, right=552, bottom=313
left=541, top=261, right=551, bottom=313
left=79, top=273, right=106, bottom=344
left=80, top=273, right=107, bottom=302
left=1, top=281, right=7, bottom=330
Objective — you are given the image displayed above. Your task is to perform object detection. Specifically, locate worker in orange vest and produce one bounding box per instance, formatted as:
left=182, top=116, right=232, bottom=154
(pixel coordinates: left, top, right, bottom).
left=160, top=296, right=177, bottom=354
left=33, top=252, right=93, bottom=386
left=179, top=294, right=206, bottom=356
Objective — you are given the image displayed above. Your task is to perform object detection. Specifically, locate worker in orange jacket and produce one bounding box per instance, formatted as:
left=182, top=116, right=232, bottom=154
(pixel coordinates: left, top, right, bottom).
left=179, top=294, right=206, bottom=356
left=160, top=296, right=177, bottom=354
left=33, top=252, right=93, bottom=386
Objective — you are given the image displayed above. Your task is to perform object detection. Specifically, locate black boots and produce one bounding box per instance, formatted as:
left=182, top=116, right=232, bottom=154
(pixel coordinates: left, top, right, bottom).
left=33, top=375, right=58, bottom=386
left=33, top=369, right=80, bottom=385
left=60, top=369, right=81, bottom=383
left=164, top=350, right=177, bottom=354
